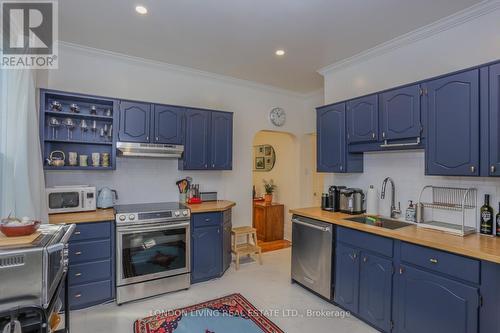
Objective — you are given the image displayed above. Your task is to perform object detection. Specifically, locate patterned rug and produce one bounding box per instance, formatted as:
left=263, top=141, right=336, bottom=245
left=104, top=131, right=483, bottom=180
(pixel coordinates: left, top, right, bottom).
left=134, top=293, right=284, bottom=333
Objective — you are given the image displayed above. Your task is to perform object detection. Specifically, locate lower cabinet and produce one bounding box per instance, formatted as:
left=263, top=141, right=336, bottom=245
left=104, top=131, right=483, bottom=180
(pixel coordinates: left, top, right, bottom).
left=66, top=221, right=115, bottom=310
left=191, top=210, right=232, bottom=283
left=397, top=265, right=479, bottom=333
left=334, top=243, right=360, bottom=312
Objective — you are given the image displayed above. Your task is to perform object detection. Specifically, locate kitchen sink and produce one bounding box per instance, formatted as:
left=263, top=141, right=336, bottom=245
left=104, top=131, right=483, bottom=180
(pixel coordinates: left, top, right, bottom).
left=345, top=216, right=413, bottom=230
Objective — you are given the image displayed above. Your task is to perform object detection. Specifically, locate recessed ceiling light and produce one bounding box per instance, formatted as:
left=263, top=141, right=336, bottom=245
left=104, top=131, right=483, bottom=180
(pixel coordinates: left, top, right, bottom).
left=135, top=5, right=148, bottom=15
left=275, top=49, right=285, bottom=56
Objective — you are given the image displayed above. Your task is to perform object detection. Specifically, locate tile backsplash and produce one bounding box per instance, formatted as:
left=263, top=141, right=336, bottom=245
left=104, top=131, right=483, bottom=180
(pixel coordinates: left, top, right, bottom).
left=324, top=150, right=500, bottom=229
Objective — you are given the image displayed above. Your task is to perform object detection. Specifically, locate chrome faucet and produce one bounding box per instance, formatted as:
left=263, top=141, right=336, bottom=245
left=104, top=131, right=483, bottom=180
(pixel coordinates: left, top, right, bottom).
left=381, top=177, right=401, bottom=219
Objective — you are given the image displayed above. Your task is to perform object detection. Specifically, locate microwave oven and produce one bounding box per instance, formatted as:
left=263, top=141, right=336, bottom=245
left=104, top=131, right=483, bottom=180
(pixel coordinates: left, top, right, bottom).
left=46, top=185, right=96, bottom=214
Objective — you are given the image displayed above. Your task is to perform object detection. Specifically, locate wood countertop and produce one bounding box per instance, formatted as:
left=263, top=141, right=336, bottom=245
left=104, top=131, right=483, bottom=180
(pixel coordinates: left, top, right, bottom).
left=290, top=207, right=500, bottom=264
left=49, top=208, right=115, bottom=224
left=187, top=200, right=236, bottom=213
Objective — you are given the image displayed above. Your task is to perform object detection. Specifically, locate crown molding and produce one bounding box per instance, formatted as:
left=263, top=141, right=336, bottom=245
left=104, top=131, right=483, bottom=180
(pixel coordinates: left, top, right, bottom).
left=318, top=0, right=500, bottom=75
left=58, top=41, right=314, bottom=99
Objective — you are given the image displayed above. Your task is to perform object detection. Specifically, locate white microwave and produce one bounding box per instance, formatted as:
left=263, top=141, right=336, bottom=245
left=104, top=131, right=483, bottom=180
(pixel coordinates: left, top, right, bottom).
left=46, top=186, right=96, bottom=214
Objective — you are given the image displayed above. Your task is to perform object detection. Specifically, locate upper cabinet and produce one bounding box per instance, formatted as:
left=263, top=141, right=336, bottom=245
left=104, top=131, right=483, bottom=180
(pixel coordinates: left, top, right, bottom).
left=316, top=103, right=362, bottom=173
left=488, top=63, right=500, bottom=176
left=424, top=69, right=480, bottom=176
left=153, top=105, right=184, bottom=144
left=347, top=94, right=379, bottom=143
left=181, top=109, right=233, bottom=170
left=380, top=84, right=422, bottom=141
left=118, top=101, right=151, bottom=143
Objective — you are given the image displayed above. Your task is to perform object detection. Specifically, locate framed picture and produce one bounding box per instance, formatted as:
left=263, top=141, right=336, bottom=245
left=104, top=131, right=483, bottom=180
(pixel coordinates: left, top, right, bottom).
left=259, top=147, right=264, bottom=154
left=255, top=157, right=265, bottom=169
left=264, top=146, right=272, bottom=156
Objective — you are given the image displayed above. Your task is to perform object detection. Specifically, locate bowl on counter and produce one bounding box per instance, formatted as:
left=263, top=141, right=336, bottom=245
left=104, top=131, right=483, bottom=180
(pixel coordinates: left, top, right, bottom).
left=0, top=217, right=41, bottom=237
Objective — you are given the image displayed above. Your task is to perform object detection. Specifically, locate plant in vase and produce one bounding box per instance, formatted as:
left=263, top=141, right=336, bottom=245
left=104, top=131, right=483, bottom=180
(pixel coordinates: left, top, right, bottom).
left=263, top=179, right=277, bottom=204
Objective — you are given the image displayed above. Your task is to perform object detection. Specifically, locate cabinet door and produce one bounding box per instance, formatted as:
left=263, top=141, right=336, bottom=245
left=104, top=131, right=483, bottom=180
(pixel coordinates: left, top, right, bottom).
left=425, top=70, right=479, bottom=176
left=398, top=265, right=479, bottom=333
left=118, top=101, right=151, bottom=142
left=153, top=105, right=184, bottom=144
left=222, top=217, right=232, bottom=273
left=191, top=225, right=222, bottom=283
left=359, top=252, right=393, bottom=332
left=183, top=109, right=210, bottom=169
left=210, top=111, right=233, bottom=170
left=334, top=243, right=360, bottom=313
left=380, top=85, right=422, bottom=140
left=347, top=94, right=378, bottom=143
left=317, top=103, right=346, bottom=172
left=489, top=63, right=500, bottom=176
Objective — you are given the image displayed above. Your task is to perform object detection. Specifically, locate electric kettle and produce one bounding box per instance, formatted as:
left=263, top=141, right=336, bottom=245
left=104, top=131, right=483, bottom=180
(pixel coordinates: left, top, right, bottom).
left=97, top=187, right=118, bottom=208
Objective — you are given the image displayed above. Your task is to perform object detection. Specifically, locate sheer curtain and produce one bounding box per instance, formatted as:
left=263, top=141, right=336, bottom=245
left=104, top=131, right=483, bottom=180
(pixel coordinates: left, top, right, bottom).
left=0, top=68, right=48, bottom=222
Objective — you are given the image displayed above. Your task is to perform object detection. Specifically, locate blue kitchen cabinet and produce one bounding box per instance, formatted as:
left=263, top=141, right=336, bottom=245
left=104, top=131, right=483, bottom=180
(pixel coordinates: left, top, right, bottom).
left=359, top=252, right=393, bottom=332
left=424, top=69, right=480, bottom=176
left=488, top=63, right=500, bottom=176
left=334, top=242, right=360, bottom=313
left=118, top=101, right=151, bottom=143
left=153, top=105, right=184, bottom=144
left=222, top=210, right=232, bottom=273
left=210, top=111, right=233, bottom=170
left=380, top=84, right=422, bottom=141
left=316, top=103, right=363, bottom=173
left=191, top=224, right=222, bottom=283
left=347, top=94, right=379, bottom=143
left=397, top=265, right=479, bottom=333
left=182, top=109, right=211, bottom=170
left=66, top=221, right=115, bottom=310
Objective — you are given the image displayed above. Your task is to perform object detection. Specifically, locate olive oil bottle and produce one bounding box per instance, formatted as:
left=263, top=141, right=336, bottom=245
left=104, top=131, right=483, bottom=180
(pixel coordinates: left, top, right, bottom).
left=480, top=194, right=494, bottom=235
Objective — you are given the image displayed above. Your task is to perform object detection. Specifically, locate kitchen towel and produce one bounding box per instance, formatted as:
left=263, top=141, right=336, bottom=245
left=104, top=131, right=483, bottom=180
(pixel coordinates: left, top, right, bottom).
left=366, top=185, right=379, bottom=216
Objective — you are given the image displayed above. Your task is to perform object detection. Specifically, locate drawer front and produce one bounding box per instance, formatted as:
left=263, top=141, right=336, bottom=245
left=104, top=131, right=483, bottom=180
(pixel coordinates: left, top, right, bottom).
left=69, top=260, right=112, bottom=286
left=69, top=280, right=113, bottom=310
left=70, top=222, right=112, bottom=242
left=401, top=242, right=480, bottom=284
left=337, top=227, right=393, bottom=257
left=69, top=239, right=111, bottom=264
left=192, top=212, right=222, bottom=228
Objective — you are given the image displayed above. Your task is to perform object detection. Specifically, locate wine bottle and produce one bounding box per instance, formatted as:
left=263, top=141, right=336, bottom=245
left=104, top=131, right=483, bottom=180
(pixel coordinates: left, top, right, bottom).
left=496, top=203, right=500, bottom=237
left=480, top=194, right=494, bottom=235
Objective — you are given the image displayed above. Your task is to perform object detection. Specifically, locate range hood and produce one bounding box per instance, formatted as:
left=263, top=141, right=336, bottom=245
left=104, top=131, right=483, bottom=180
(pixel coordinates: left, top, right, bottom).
left=116, top=142, right=184, bottom=158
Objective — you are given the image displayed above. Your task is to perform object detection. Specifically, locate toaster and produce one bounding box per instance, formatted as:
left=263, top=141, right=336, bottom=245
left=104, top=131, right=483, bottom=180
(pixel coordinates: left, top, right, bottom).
left=339, top=188, right=365, bottom=214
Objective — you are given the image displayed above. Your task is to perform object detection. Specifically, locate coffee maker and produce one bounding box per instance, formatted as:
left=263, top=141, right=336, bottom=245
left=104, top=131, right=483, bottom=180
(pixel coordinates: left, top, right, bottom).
left=321, top=186, right=346, bottom=211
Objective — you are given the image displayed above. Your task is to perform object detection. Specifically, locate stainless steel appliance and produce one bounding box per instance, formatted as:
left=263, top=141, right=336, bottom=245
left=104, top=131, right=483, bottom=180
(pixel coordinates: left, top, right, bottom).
left=291, top=215, right=333, bottom=300
left=115, top=202, right=191, bottom=304
left=116, top=142, right=184, bottom=158
left=0, top=224, right=75, bottom=312
left=322, top=186, right=346, bottom=211
left=46, top=185, right=96, bottom=214
left=339, top=188, right=365, bottom=214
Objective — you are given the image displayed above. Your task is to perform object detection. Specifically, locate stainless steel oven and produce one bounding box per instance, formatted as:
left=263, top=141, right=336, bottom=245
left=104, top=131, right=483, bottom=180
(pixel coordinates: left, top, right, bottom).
left=115, top=203, right=191, bottom=304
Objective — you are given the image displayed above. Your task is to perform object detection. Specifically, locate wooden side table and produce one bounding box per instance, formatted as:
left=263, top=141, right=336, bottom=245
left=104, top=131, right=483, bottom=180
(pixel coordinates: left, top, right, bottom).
left=252, top=202, right=284, bottom=242
left=231, top=226, right=262, bottom=270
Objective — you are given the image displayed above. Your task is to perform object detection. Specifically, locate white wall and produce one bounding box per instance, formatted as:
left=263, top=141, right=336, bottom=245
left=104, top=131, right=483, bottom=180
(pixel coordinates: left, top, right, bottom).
left=39, top=44, right=316, bottom=227
left=320, top=7, right=500, bottom=227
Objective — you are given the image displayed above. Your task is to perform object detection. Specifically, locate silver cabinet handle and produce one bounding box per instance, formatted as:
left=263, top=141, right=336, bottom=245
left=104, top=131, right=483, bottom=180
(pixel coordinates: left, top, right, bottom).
left=353, top=253, right=357, bottom=260
left=74, top=294, right=82, bottom=299
left=382, top=132, right=386, bottom=139
left=212, top=163, right=215, bottom=168
left=146, top=136, right=149, bottom=141
left=339, top=165, right=343, bottom=171
left=491, top=165, right=496, bottom=174
left=470, top=165, right=476, bottom=173
left=75, top=251, right=82, bottom=256
left=380, top=137, right=420, bottom=148
left=371, top=132, right=376, bottom=139
left=291, top=218, right=330, bottom=232
left=363, top=257, right=368, bottom=263
left=75, top=272, right=82, bottom=277
left=156, top=136, right=159, bottom=141
left=74, top=231, right=81, bottom=235
left=429, top=258, right=438, bottom=264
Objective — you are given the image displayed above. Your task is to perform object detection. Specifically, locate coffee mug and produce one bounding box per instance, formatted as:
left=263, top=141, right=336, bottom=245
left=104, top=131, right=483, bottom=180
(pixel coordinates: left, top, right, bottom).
left=68, top=152, right=78, bottom=166
left=101, top=153, right=110, bottom=167
left=79, top=155, right=88, bottom=167
left=92, top=153, right=100, bottom=167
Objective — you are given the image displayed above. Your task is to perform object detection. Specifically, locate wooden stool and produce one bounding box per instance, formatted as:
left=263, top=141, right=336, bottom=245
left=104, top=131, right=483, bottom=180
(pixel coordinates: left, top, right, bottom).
left=231, top=226, right=263, bottom=270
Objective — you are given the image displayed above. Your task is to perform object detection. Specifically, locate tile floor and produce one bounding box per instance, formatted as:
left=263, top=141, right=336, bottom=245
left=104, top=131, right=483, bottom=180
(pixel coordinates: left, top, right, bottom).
left=70, top=248, right=376, bottom=333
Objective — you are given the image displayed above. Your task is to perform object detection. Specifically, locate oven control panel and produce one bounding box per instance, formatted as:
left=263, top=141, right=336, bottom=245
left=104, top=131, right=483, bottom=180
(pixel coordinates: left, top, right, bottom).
left=115, top=209, right=190, bottom=223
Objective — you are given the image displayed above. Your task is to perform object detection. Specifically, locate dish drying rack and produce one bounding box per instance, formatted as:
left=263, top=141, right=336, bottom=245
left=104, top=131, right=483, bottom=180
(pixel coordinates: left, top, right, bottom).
left=417, top=186, right=478, bottom=236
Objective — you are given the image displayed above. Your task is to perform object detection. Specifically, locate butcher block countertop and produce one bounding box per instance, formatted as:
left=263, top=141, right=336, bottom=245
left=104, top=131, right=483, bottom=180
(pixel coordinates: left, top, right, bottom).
left=49, top=208, right=115, bottom=224
left=187, top=200, right=236, bottom=213
left=290, top=207, right=500, bottom=264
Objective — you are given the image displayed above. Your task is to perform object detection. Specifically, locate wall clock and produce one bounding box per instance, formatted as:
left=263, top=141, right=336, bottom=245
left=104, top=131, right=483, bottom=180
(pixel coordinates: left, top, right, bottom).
left=269, top=107, right=286, bottom=127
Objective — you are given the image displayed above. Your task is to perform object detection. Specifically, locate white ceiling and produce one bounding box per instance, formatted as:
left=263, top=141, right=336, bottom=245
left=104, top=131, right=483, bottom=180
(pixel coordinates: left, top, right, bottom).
left=59, top=0, right=482, bottom=93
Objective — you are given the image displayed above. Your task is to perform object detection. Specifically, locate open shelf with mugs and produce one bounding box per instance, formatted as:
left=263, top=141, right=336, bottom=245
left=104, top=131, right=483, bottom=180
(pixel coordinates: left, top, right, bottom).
left=40, top=89, right=118, bottom=171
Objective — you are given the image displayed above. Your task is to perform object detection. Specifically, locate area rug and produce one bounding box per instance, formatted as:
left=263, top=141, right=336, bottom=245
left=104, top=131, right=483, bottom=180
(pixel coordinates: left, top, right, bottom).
left=134, top=293, right=284, bottom=333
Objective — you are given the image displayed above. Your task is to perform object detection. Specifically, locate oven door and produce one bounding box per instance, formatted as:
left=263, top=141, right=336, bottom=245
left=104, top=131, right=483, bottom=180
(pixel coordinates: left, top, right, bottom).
left=116, top=222, right=190, bottom=286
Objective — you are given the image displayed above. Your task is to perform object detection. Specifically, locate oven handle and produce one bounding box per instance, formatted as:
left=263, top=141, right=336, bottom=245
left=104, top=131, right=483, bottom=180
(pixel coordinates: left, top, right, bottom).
left=117, top=222, right=190, bottom=233
left=292, top=218, right=330, bottom=232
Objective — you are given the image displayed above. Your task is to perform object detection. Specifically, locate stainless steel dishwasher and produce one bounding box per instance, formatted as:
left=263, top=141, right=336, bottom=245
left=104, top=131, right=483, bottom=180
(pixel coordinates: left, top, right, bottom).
left=291, top=215, right=333, bottom=300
